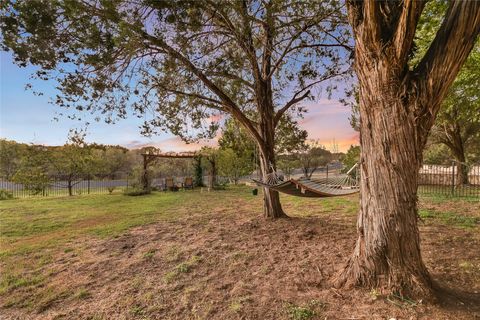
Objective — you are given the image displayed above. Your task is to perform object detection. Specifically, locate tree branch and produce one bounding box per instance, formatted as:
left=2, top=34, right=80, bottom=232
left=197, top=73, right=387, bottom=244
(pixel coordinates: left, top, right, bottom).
left=138, top=31, right=264, bottom=143
left=274, top=90, right=310, bottom=125
left=157, top=84, right=225, bottom=109
left=203, top=70, right=255, bottom=89
left=414, top=0, right=480, bottom=129
left=392, top=0, right=425, bottom=64
left=267, top=18, right=321, bottom=79
left=207, top=1, right=263, bottom=85
left=288, top=43, right=353, bottom=53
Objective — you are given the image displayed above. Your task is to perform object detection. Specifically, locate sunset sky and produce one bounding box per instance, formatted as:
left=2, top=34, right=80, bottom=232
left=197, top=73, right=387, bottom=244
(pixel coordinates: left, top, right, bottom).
left=0, top=51, right=358, bottom=153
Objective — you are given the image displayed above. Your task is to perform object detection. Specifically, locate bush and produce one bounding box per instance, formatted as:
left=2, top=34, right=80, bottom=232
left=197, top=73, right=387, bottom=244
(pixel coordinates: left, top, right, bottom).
left=0, top=189, right=13, bottom=200
left=124, top=189, right=151, bottom=196
left=129, top=166, right=152, bottom=191
left=213, top=181, right=228, bottom=190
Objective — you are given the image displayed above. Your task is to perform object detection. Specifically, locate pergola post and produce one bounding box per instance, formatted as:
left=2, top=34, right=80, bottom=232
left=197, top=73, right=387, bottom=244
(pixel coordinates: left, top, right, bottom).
left=142, top=154, right=149, bottom=192
left=141, top=151, right=197, bottom=191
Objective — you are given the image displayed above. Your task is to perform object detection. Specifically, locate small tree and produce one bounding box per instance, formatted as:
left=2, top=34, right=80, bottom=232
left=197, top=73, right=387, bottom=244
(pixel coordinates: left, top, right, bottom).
left=218, top=148, right=252, bottom=185
left=12, top=145, right=51, bottom=195
left=0, top=139, right=27, bottom=180
left=298, top=141, right=332, bottom=179
left=218, top=115, right=307, bottom=182
left=49, top=143, right=95, bottom=196
left=340, top=145, right=360, bottom=174
left=277, top=156, right=300, bottom=180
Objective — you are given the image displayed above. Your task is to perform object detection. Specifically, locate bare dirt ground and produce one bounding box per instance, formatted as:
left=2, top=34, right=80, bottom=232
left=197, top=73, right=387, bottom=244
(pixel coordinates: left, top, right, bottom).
left=2, top=195, right=479, bottom=320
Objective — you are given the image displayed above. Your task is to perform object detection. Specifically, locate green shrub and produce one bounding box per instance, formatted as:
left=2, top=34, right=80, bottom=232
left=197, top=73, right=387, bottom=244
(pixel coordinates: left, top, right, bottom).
left=0, top=189, right=13, bottom=200
left=213, top=181, right=228, bottom=190
left=124, top=189, right=151, bottom=196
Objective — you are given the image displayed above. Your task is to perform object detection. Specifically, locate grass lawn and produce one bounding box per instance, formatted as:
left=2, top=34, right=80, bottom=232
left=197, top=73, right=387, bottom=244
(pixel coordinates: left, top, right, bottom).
left=0, top=186, right=479, bottom=319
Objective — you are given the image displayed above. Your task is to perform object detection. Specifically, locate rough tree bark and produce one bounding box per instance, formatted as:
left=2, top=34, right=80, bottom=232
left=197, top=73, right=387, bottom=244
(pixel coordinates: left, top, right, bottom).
left=456, top=162, right=469, bottom=186
left=257, top=125, right=287, bottom=218
left=250, top=4, right=288, bottom=219
left=454, top=151, right=468, bottom=186
left=335, top=0, right=480, bottom=298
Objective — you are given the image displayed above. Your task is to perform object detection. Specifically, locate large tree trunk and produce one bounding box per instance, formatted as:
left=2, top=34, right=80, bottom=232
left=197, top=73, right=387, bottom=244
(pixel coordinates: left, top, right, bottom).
left=439, top=124, right=469, bottom=185
left=449, top=133, right=469, bottom=185
left=336, top=0, right=480, bottom=299
left=254, top=53, right=288, bottom=218
left=335, top=88, right=433, bottom=297
left=257, top=101, right=287, bottom=218
left=455, top=159, right=469, bottom=186
left=258, top=145, right=287, bottom=219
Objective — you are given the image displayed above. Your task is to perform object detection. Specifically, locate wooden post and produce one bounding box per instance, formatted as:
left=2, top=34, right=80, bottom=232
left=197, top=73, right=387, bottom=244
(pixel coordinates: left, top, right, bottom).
left=143, top=154, right=149, bottom=191
left=451, top=161, right=456, bottom=195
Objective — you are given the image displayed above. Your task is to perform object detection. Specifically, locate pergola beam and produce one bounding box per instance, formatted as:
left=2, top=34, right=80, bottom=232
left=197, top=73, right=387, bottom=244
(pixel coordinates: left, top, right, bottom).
left=140, top=153, right=197, bottom=159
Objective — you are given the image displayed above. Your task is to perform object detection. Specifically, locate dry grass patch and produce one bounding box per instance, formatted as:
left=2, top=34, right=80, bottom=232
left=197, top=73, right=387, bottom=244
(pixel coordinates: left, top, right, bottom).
left=0, top=187, right=479, bottom=319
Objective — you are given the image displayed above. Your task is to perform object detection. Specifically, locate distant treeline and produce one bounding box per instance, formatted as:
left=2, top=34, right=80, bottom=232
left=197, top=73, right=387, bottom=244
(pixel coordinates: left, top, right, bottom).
left=0, top=139, right=140, bottom=180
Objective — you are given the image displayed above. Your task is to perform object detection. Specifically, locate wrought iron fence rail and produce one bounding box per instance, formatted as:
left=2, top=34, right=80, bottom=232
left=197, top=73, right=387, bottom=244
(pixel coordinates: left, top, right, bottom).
left=1, top=163, right=479, bottom=199
left=0, top=174, right=233, bottom=198
left=0, top=177, right=132, bottom=198
left=418, top=162, right=479, bottom=198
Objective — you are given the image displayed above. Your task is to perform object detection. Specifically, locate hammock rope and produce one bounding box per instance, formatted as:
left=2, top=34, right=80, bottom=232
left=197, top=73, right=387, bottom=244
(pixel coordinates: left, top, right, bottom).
left=253, top=163, right=360, bottom=198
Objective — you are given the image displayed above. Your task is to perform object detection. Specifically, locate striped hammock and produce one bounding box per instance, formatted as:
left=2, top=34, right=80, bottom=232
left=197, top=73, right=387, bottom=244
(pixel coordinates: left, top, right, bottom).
left=253, top=164, right=360, bottom=198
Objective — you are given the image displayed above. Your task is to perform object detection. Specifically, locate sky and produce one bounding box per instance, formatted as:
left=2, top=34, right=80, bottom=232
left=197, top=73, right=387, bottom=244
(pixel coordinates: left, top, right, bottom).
left=0, top=51, right=358, bottom=153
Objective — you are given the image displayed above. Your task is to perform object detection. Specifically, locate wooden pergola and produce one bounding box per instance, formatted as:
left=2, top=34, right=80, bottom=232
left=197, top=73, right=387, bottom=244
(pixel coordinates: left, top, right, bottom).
left=141, top=151, right=198, bottom=190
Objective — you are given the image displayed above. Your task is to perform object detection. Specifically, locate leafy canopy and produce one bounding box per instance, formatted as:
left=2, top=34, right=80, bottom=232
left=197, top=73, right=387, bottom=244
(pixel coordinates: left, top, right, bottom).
left=1, top=0, right=352, bottom=145
left=412, top=0, right=480, bottom=163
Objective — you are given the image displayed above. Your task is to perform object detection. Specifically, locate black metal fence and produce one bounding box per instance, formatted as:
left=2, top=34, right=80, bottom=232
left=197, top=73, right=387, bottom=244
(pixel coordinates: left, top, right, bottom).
left=0, top=174, right=132, bottom=198
left=418, top=162, right=480, bottom=198
left=1, top=162, right=479, bottom=199
left=0, top=174, right=232, bottom=198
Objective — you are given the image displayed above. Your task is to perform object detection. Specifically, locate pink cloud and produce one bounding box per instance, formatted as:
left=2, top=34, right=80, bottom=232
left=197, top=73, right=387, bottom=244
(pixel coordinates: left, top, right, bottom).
left=298, top=99, right=358, bottom=152
left=124, top=98, right=358, bottom=153
left=126, top=136, right=218, bottom=152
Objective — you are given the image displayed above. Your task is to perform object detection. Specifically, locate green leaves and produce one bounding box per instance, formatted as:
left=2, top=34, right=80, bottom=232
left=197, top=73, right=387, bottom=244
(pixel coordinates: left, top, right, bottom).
left=1, top=0, right=351, bottom=151
left=413, top=0, right=480, bottom=164
left=12, top=146, right=52, bottom=195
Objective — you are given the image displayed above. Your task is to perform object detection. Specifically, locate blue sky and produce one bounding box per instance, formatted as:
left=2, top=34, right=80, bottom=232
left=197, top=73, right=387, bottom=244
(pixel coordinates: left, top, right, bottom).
left=0, top=51, right=358, bottom=152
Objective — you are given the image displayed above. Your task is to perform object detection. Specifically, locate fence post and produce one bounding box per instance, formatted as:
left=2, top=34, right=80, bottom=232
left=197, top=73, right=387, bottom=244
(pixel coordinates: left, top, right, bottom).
left=87, top=175, right=90, bottom=194
left=326, top=164, right=329, bottom=181
left=451, top=161, right=456, bottom=196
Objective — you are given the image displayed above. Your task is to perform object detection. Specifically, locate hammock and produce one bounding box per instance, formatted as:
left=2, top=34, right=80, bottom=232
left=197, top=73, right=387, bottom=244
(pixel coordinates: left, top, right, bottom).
left=253, top=164, right=360, bottom=198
